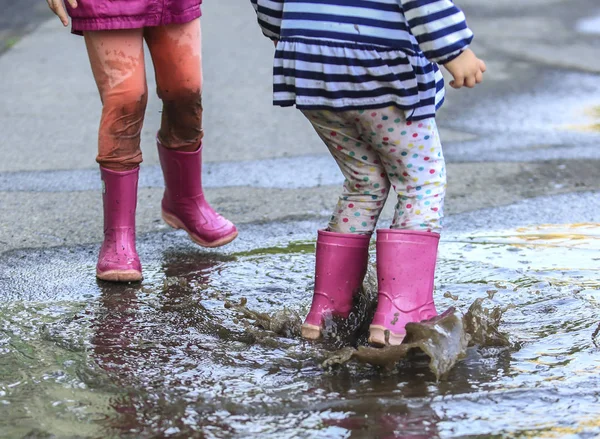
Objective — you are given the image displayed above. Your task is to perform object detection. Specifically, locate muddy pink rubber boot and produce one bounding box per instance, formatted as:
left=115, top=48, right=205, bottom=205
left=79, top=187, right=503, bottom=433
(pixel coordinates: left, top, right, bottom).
left=96, top=167, right=142, bottom=282
left=157, top=140, right=238, bottom=247
left=301, top=230, right=371, bottom=340
left=369, top=229, right=440, bottom=346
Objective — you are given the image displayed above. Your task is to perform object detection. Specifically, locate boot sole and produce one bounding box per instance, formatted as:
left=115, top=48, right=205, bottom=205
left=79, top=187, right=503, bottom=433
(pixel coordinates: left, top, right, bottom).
left=96, top=269, right=142, bottom=283
left=368, top=325, right=406, bottom=347
left=162, top=211, right=238, bottom=248
left=301, top=323, right=322, bottom=340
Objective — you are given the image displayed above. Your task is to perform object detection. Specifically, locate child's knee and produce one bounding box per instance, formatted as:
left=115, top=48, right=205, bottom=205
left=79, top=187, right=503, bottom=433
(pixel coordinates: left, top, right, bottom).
left=162, top=87, right=203, bottom=124
left=98, top=89, right=147, bottom=170
left=347, top=172, right=391, bottom=201
left=102, top=89, right=148, bottom=136
left=158, top=86, right=203, bottom=146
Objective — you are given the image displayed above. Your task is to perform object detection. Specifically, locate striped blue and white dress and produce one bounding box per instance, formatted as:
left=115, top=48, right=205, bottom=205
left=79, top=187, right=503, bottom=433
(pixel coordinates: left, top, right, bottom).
left=250, top=0, right=474, bottom=121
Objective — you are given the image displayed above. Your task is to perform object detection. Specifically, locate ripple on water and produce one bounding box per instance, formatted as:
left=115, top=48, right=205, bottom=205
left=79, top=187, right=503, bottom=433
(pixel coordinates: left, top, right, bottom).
left=0, top=224, right=599, bottom=438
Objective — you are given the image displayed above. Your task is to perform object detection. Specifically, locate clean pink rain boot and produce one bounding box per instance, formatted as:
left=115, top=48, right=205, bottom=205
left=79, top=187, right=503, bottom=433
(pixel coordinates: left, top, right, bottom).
left=157, top=140, right=238, bottom=247
left=301, top=230, right=371, bottom=340
left=369, top=229, right=440, bottom=346
left=96, top=167, right=142, bottom=282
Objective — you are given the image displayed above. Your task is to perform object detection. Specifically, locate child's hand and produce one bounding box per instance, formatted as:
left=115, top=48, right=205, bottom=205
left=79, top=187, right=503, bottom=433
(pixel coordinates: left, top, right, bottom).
left=47, top=0, right=78, bottom=27
left=443, top=49, right=486, bottom=89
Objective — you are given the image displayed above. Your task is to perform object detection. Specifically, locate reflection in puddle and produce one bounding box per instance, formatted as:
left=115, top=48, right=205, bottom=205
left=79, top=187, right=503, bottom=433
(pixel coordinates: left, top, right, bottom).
left=576, top=14, right=600, bottom=35
left=1, top=224, right=599, bottom=437
left=442, top=223, right=599, bottom=288
left=561, top=106, right=600, bottom=133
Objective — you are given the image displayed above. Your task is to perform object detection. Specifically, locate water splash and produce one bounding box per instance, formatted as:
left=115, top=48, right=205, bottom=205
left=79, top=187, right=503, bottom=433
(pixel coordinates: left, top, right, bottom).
left=1, top=223, right=599, bottom=437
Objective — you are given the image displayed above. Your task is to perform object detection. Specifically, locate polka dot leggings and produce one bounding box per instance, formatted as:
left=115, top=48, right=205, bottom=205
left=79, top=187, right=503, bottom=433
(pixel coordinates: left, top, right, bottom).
left=302, top=107, right=446, bottom=234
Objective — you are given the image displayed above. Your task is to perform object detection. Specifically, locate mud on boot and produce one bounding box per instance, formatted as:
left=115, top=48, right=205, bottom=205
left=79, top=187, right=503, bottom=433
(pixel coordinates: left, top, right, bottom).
left=157, top=140, right=238, bottom=248
left=301, top=230, right=371, bottom=340
left=368, top=229, right=440, bottom=346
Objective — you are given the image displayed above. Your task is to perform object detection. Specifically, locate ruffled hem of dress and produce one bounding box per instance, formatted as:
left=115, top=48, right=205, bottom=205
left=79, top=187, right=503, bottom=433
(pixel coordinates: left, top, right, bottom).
left=275, top=38, right=437, bottom=81
left=279, top=37, right=419, bottom=56
left=272, top=38, right=445, bottom=121
left=274, top=98, right=441, bottom=122
left=70, top=7, right=201, bottom=36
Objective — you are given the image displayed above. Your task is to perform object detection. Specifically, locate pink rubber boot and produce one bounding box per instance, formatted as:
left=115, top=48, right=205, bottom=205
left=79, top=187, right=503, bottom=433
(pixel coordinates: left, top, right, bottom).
left=96, top=167, right=142, bottom=282
left=369, top=229, right=440, bottom=346
left=157, top=141, right=238, bottom=247
left=301, top=230, right=371, bottom=340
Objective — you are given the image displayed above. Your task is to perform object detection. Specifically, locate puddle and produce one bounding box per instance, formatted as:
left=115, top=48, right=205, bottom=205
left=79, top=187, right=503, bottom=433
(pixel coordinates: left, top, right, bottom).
left=576, top=14, right=600, bottom=35
left=1, top=224, right=599, bottom=438
left=443, top=223, right=599, bottom=288
left=561, top=106, right=600, bottom=133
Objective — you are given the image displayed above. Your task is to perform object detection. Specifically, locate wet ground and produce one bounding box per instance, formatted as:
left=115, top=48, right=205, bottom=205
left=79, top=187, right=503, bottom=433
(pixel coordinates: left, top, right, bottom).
left=1, top=198, right=599, bottom=438
left=1, top=0, right=600, bottom=438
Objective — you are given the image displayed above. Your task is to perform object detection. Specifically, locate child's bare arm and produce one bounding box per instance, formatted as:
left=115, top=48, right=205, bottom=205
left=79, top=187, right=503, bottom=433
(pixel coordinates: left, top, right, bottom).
left=47, top=0, right=78, bottom=27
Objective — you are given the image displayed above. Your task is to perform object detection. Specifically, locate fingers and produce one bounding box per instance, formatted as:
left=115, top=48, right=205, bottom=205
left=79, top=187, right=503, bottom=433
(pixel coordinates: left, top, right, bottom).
left=450, top=73, right=465, bottom=89
left=465, top=75, right=476, bottom=88
left=452, top=70, right=484, bottom=89
left=446, top=52, right=486, bottom=89
left=452, top=63, right=486, bottom=89
left=55, top=3, right=69, bottom=27
left=66, top=0, right=78, bottom=7
left=47, top=0, right=70, bottom=26
left=475, top=70, right=483, bottom=84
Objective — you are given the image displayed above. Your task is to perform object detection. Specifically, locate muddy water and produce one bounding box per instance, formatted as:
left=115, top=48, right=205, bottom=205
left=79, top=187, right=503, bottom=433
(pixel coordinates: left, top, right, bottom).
left=1, top=224, right=599, bottom=438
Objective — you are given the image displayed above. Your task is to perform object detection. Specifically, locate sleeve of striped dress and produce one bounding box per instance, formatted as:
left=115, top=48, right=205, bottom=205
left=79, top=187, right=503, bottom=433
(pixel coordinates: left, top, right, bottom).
left=250, top=0, right=284, bottom=40
left=400, top=0, right=474, bottom=64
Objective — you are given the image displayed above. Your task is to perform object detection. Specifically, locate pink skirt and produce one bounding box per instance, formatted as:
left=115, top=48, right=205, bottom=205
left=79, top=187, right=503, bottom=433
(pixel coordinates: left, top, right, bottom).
left=66, top=0, right=202, bottom=35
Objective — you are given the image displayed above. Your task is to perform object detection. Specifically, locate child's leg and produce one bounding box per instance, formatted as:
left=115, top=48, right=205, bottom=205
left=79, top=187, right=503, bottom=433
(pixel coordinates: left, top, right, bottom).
left=300, top=109, right=387, bottom=340
left=353, top=107, right=445, bottom=346
left=84, top=30, right=148, bottom=172
left=302, top=110, right=392, bottom=235
left=355, top=109, right=446, bottom=233
left=144, top=19, right=203, bottom=152
left=85, top=30, right=146, bottom=281
left=142, top=19, right=238, bottom=248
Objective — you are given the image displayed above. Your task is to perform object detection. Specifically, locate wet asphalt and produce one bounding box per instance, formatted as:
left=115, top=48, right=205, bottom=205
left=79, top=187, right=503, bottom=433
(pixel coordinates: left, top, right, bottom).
left=0, top=0, right=598, bottom=320
left=2, top=189, right=598, bottom=302
left=0, top=0, right=599, bottom=340
left=0, top=0, right=599, bottom=437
